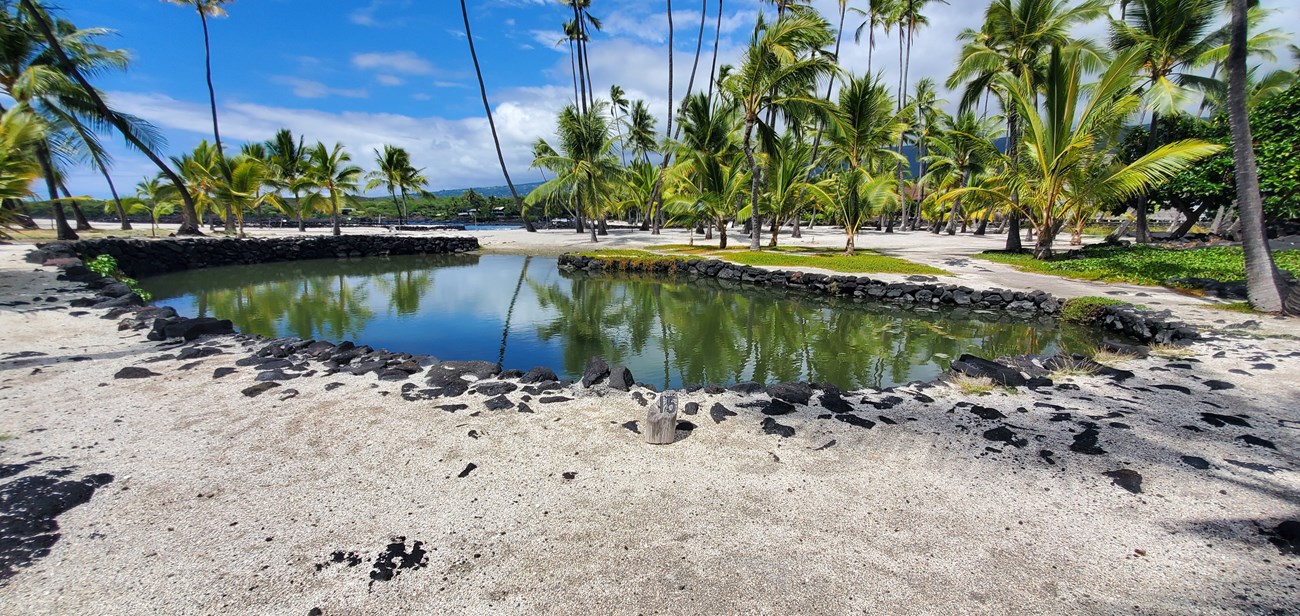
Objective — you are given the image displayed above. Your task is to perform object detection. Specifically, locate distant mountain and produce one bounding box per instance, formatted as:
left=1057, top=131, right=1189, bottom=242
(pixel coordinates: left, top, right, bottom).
left=431, top=181, right=544, bottom=198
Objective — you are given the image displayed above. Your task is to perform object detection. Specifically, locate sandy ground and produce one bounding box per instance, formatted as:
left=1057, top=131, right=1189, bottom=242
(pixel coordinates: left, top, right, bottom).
left=1, top=234, right=1298, bottom=615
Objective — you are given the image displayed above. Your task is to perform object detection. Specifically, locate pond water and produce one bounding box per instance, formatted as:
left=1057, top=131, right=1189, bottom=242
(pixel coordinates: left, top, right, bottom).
left=140, top=254, right=1103, bottom=390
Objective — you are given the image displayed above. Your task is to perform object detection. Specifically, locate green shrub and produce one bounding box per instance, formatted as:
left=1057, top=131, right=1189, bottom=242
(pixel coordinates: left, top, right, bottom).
left=87, top=254, right=152, bottom=302
left=1060, top=296, right=1129, bottom=324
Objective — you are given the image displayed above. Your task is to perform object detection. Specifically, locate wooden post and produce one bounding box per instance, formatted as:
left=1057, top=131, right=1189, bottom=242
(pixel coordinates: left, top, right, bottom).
left=646, top=393, right=678, bottom=445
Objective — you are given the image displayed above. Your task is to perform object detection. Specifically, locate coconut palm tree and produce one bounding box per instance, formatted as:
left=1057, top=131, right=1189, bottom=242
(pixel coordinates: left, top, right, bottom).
left=608, top=84, right=629, bottom=164
left=947, top=0, right=1108, bottom=249
left=171, top=140, right=222, bottom=229
left=823, top=73, right=905, bottom=251
left=124, top=175, right=177, bottom=237
left=672, top=91, right=743, bottom=247
left=945, top=47, right=1221, bottom=259
left=17, top=0, right=202, bottom=235
left=302, top=142, right=361, bottom=237
left=892, top=0, right=947, bottom=226
left=526, top=102, right=623, bottom=243
left=922, top=111, right=1001, bottom=235
left=722, top=12, right=837, bottom=250
left=1224, top=0, right=1291, bottom=314
left=1111, top=0, right=1228, bottom=243
left=162, top=0, right=230, bottom=158
left=853, top=0, right=899, bottom=74
left=459, top=0, right=537, bottom=232
left=265, top=128, right=309, bottom=231
left=366, top=145, right=413, bottom=226
left=0, top=104, right=43, bottom=237
left=214, top=153, right=283, bottom=238
left=625, top=99, right=658, bottom=164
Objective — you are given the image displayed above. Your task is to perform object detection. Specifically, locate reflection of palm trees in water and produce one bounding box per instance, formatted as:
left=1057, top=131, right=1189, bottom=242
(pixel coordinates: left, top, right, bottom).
left=498, top=256, right=532, bottom=367
left=152, top=257, right=1096, bottom=390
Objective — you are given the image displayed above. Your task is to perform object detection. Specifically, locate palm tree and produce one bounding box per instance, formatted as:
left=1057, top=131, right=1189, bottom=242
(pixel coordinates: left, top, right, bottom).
left=125, top=175, right=177, bottom=237
left=17, top=0, right=202, bottom=235
left=722, top=12, right=837, bottom=250
left=608, top=84, right=629, bottom=165
left=853, top=0, right=899, bottom=74
left=171, top=140, right=221, bottom=229
left=892, top=0, right=948, bottom=227
left=646, top=0, right=676, bottom=236
left=366, top=145, right=413, bottom=225
left=0, top=104, right=43, bottom=237
left=672, top=91, right=743, bottom=247
left=214, top=153, right=282, bottom=238
left=945, top=47, right=1221, bottom=259
left=824, top=73, right=906, bottom=251
left=947, top=0, right=1108, bottom=249
left=905, top=77, right=944, bottom=229
left=753, top=135, right=833, bottom=247
left=922, top=111, right=1000, bottom=235
left=302, top=142, right=361, bottom=237
left=526, top=102, right=623, bottom=243
left=562, top=0, right=602, bottom=111
left=265, top=128, right=309, bottom=231
left=1111, top=0, right=1227, bottom=243
left=459, top=0, right=537, bottom=232
left=162, top=0, right=229, bottom=158
left=625, top=99, right=658, bottom=164
left=1224, top=0, right=1291, bottom=314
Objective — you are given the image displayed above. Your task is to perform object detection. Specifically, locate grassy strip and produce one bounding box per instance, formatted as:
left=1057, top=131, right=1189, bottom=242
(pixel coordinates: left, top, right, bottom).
left=1060, top=296, right=1130, bottom=323
left=976, top=245, right=1300, bottom=287
left=573, top=249, right=698, bottom=261
left=719, top=250, right=949, bottom=275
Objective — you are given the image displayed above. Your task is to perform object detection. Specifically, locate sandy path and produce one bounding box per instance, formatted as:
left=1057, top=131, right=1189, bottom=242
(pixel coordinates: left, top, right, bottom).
left=0, top=238, right=1297, bottom=615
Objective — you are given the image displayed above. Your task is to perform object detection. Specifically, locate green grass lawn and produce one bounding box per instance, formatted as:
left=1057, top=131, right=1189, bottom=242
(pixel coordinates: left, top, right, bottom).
left=720, top=250, right=949, bottom=275
left=976, top=245, right=1300, bottom=287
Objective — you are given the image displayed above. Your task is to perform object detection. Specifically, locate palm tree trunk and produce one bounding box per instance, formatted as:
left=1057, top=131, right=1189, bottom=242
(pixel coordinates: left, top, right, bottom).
left=498, top=256, right=532, bottom=366
left=744, top=118, right=762, bottom=251
left=293, top=189, right=305, bottom=232
left=20, top=0, right=202, bottom=236
left=461, top=0, right=537, bottom=233
left=945, top=171, right=969, bottom=235
left=57, top=184, right=94, bottom=231
left=198, top=9, right=223, bottom=156
left=96, top=164, right=131, bottom=230
left=331, top=189, right=341, bottom=236
left=1135, top=108, right=1159, bottom=243
left=1004, top=107, right=1022, bottom=252
left=648, top=0, right=676, bottom=236
left=36, top=144, right=75, bottom=240
left=1227, top=0, right=1289, bottom=313
left=706, top=0, right=723, bottom=105
left=568, top=40, right=580, bottom=107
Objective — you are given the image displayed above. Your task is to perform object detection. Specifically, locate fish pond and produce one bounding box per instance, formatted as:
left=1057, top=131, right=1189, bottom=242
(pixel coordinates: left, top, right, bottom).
left=141, top=254, right=1105, bottom=390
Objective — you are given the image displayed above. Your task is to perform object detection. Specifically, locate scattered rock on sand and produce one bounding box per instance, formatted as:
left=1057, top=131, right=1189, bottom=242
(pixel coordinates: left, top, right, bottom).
left=113, top=367, right=159, bottom=379
left=241, top=382, right=280, bottom=397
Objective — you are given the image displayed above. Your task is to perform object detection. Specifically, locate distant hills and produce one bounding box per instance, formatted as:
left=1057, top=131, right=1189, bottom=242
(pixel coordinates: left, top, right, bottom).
left=431, top=181, right=544, bottom=198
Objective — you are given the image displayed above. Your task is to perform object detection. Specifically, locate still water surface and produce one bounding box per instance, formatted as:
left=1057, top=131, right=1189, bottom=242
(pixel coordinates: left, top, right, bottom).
left=141, top=254, right=1101, bottom=390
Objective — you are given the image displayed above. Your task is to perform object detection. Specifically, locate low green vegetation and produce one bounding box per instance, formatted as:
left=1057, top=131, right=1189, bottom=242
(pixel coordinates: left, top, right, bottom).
left=978, top=245, right=1300, bottom=287
left=87, top=254, right=151, bottom=302
left=1204, top=301, right=1257, bottom=313
left=719, top=250, right=949, bottom=275
left=949, top=374, right=997, bottom=395
left=1060, top=296, right=1129, bottom=324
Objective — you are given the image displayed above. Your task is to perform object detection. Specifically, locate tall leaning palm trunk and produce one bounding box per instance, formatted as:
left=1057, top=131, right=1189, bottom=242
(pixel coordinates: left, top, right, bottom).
left=1226, top=0, right=1290, bottom=314
left=460, top=0, right=537, bottom=232
left=21, top=1, right=202, bottom=235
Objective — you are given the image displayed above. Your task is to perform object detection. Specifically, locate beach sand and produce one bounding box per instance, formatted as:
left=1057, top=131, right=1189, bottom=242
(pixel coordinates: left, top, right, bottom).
left=0, top=234, right=1297, bottom=615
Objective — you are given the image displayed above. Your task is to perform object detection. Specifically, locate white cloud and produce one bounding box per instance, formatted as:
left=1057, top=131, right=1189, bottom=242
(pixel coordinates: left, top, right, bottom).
left=269, top=76, right=368, bottom=100
left=376, top=74, right=404, bottom=86
left=350, top=0, right=412, bottom=28
left=351, top=51, right=436, bottom=75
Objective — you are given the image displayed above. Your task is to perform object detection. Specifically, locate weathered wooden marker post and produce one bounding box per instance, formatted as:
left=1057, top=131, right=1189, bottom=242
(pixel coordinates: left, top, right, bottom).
left=646, top=392, right=678, bottom=445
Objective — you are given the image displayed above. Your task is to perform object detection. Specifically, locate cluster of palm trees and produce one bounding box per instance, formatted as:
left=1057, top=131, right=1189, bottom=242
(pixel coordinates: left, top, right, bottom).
left=519, top=0, right=1290, bottom=261
left=128, top=134, right=431, bottom=238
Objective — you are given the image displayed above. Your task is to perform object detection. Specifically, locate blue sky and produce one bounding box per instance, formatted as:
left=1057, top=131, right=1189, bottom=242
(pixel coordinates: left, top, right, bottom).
left=53, top=0, right=1297, bottom=198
